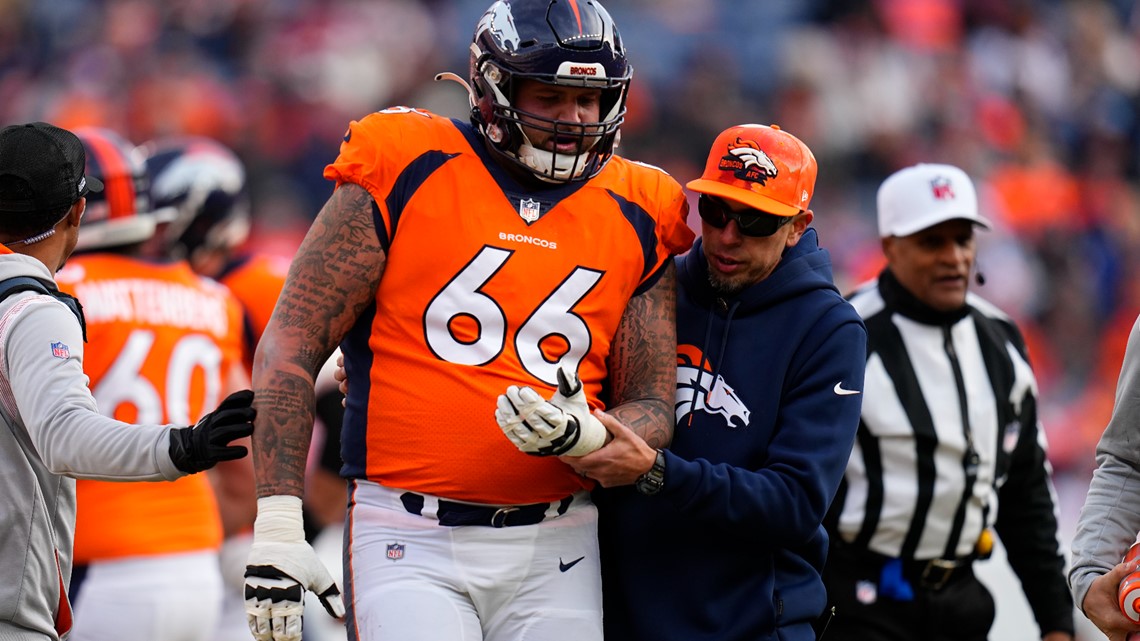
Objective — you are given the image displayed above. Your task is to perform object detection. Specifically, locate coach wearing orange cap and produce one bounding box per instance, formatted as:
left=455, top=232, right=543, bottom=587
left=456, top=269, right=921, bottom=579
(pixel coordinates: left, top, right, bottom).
left=566, top=124, right=867, bottom=641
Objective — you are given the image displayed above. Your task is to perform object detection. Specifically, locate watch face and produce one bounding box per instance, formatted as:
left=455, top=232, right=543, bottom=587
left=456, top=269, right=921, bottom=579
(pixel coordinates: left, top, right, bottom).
left=635, top=476, right=661, bottom=495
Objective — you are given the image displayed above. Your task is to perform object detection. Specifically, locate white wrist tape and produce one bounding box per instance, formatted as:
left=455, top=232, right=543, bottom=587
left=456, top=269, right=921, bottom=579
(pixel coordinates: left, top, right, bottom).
left=562, top=411, right=606, bottom=457
left=254, top=495, right=305, bottom=544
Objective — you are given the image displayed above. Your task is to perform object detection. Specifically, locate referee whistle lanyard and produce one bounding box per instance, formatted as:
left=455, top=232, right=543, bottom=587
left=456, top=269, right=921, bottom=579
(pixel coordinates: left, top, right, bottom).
left=942, top=324, right=982, bottom=561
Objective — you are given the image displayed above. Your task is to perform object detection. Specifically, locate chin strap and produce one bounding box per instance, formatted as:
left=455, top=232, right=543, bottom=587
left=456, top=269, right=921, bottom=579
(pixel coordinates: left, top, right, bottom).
left=516, top=140, right=587, bottom=183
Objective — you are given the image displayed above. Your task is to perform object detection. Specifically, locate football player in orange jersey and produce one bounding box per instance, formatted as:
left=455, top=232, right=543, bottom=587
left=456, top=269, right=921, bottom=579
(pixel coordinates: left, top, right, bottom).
left=137, top=136, right=297, bottom=641
left=241, top=1, right=694, bottom=640
left=0, top=122, right=253, bottom=641
left=138, top=135, right=289, bottom=372
left=58, top=128, right=252, bottom=641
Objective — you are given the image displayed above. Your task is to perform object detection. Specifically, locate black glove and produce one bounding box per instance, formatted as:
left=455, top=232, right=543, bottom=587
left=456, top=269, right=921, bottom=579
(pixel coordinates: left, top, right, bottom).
left=168, top=389, right=256, bottom=474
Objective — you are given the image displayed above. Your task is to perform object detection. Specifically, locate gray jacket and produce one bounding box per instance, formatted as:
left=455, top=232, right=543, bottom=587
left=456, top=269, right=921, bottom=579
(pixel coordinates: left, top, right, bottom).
left=0, top=254, right=182, bottom=641
left=1070, top=313, right=1140, bottom=613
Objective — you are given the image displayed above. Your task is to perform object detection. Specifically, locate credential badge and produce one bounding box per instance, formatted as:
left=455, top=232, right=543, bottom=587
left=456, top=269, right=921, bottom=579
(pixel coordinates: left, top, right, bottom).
left=519, top=198, right=541, bottom=223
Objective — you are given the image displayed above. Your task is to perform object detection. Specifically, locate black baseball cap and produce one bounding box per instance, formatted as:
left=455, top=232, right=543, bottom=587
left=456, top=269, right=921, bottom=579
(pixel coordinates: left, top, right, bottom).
left=0, top=122, right=104, bottom=214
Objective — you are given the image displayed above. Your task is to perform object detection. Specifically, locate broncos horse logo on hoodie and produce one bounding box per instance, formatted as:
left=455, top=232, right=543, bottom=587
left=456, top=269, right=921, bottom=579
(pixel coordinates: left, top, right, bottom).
left=675, top=344, right=751, bottom=428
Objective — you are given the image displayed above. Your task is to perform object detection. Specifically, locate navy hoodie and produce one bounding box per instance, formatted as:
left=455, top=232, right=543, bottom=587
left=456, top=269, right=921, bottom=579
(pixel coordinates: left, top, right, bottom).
left=596, top=228, right=867, bottom=641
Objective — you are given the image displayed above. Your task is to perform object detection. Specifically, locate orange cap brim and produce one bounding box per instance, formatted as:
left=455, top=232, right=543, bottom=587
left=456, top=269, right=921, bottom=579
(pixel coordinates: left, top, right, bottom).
left=685, top=179, right=802, bottom=217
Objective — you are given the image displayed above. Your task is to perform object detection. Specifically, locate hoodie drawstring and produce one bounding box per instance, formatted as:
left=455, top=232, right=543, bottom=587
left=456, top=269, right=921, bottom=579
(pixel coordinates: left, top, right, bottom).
left=687, top=298, right=740, bottom=426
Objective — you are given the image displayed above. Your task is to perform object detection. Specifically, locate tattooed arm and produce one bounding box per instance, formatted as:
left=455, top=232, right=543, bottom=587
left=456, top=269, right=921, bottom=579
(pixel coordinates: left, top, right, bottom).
left=251, top=183, right=385, bottom=498
left=561, top=261, right=677, bottom=487
left=606, top=260, right=678, bottom=449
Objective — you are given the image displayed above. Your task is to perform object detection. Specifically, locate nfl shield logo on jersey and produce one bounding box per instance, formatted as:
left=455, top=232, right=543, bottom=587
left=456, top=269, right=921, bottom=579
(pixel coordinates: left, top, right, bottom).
left=50, top=341, right=70, bottom=359
left=518, top=198, right=541, bottom=223
left=386, top=542, right=405, bottom=561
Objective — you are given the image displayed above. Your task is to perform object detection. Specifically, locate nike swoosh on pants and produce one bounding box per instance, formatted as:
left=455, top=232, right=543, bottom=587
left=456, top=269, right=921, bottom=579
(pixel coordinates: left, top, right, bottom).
left=559, top=556, right=585, bottom=572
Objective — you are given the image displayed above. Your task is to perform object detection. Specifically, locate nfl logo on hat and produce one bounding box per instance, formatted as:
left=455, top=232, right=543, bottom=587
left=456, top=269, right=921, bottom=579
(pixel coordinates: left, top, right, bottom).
left=930, top=176, right=955, bottom=200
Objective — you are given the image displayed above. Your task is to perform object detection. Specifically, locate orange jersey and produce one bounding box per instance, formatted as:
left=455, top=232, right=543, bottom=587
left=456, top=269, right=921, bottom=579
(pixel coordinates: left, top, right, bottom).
left=325, top=109, right=694, bottom=504
left=218, top=253, right=289, bottom=373
left=56, top=254, right=245, bottom=562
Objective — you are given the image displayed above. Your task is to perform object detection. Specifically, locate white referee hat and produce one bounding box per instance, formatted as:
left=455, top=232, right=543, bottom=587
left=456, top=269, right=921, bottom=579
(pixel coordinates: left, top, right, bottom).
left=877, top=163, right=992, bottom=238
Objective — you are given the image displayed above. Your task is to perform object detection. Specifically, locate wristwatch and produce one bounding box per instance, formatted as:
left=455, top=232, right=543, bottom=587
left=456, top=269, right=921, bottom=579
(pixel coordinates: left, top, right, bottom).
left=635, top=449, right=666, bottom=496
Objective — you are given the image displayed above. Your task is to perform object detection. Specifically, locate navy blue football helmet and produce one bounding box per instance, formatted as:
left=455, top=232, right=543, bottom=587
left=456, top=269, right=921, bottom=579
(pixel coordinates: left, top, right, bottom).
left=469, top=0, right=631, bottom=183
left=138, top=136, right=250, bottom=260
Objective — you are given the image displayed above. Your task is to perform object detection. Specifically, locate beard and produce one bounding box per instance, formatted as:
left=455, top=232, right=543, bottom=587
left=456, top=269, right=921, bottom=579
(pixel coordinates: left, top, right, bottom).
left=706, top=270, right=747, bottom=297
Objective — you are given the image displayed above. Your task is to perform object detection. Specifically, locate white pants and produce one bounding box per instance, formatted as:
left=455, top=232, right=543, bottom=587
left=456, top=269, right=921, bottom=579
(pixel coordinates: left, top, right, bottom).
left=346, top=481, right=602, bottom=641
left=69, top=550, right=222, bottom=641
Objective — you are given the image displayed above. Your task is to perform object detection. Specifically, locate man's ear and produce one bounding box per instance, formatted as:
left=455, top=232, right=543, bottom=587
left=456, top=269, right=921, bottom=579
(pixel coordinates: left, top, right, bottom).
left=67, top=198, right=86, bottom=228
left=786, top=210, right=814, bottom=247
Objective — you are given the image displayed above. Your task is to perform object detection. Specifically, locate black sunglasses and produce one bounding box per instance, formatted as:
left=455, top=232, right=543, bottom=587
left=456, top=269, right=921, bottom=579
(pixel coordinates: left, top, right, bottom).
left=697, top=194, right=796, bottom=237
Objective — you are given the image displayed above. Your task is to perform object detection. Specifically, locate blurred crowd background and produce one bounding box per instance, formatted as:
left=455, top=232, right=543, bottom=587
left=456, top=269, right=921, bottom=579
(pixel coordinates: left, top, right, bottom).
left=4, top=0, right=1140, bottom=630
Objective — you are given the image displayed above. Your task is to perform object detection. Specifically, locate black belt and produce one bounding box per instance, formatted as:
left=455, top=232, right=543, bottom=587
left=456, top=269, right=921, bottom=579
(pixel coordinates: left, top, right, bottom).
left=832, top=543, right=975, bottom=592
left=901, top=555, right=976, bottom=591
left=399, top=492, right=574, bottom=528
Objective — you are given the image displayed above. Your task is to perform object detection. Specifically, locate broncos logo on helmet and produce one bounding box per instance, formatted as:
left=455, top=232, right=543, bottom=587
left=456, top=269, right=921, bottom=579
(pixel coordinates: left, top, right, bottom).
left=719, top=137, right=778, bottom=186
left=475, top=1, right=520, bottom=52
left=138, top=135, right=250, bottom=260
left=675, top=345, right=750, bottom=429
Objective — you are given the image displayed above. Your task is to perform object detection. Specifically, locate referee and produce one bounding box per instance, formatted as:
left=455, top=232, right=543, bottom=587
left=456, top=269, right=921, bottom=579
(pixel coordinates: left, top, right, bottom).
left=819, top=164, right=1074, bottom=641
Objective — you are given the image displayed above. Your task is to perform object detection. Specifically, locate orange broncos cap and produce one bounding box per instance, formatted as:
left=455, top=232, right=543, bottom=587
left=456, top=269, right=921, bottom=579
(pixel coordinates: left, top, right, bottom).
left=686, top=123, right=817, bottom=217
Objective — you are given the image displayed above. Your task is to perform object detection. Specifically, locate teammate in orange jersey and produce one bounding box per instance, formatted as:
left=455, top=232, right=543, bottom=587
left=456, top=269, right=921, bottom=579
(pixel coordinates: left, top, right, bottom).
left=241, top=1, right=694, bottom=640
left=0, top=121, right=253, bottom=641
left=138, top=135, right=289, bottom=371
left=138, top=135, right=293, bottom=641
left=57, top=128, right=251, bottom=641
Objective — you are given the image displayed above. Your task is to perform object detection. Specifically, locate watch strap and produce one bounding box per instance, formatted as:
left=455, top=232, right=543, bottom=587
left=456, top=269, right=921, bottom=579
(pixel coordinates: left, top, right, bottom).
left=635, top=449, right=666, bottom=496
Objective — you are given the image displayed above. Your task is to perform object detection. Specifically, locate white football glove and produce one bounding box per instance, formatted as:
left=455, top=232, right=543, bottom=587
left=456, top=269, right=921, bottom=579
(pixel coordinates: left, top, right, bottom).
left=494, top=365, right=607, bottom=457
left=245, top=495, right=345, bottom=641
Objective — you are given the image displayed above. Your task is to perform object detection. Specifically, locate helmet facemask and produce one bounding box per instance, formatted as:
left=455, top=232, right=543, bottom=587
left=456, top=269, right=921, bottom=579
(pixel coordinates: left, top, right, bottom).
left=474, top=55, right=626, bottom=183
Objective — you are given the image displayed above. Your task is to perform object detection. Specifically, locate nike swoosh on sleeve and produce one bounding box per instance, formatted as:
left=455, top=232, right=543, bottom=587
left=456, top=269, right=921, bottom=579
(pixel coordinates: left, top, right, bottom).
left=833, top=382, right=861, bottom=396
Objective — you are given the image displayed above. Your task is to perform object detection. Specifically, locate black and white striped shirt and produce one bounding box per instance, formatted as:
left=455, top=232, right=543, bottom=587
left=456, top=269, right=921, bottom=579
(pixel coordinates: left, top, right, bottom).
left=828, top=268, right=1071, bottom=627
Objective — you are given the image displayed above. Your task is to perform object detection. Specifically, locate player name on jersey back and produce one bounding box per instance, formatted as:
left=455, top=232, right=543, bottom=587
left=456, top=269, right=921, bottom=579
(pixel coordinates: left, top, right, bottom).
left=74, top=278, right=231, bottom=337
